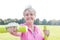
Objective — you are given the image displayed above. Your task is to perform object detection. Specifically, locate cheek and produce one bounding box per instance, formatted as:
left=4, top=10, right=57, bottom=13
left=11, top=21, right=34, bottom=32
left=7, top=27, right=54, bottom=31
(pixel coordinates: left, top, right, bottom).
left=24, top=16, right=29, bottom=20
left=31, top=16, right=35, bottom=20
left=24, top=17, right=28, bottom=21
left=31, top=17, right=34, bottom=20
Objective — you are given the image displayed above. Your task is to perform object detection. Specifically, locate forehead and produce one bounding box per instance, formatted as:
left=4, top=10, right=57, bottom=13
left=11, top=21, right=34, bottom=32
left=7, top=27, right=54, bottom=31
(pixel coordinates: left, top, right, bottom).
left=24, top=9, right=35, bottom=15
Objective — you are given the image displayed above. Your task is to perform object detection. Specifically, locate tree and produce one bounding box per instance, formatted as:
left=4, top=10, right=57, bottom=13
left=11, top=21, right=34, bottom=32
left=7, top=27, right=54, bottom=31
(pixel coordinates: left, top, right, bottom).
left=16, top=18, right=25, bottom=24
left=56, top=20, right=60, bottom=25
left=42, top=19, right=47, bottom=25
left=0, top=19, right=4, bottom=25
left=47, top=20, right=52, bottom=25
left=47, top=19, right=57, bottom=25
left=4, top=18, right=14, bottom=24
left=34, top=18, right=41, bottom=25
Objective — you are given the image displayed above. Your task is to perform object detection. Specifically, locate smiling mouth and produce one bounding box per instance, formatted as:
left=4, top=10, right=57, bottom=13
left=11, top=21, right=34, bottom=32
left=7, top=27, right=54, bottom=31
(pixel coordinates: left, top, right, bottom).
left=27, top=18, right=33, bottom=20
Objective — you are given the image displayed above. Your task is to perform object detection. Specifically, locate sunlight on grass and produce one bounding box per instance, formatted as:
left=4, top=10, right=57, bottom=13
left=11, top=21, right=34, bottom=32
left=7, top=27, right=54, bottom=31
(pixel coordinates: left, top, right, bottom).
left=0, top=33, right=20, bottom=40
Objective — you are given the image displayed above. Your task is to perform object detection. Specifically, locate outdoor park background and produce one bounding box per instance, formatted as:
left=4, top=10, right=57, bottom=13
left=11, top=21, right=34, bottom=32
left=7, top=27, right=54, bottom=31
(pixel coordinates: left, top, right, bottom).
left=0, top=0, right=60, bottom=40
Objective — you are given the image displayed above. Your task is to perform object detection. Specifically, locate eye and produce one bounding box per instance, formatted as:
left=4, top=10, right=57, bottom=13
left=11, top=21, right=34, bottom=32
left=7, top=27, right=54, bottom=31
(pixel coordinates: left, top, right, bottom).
left=30, top=13, right=33, bottom=16
left=26, top=14, right=29, bottom=16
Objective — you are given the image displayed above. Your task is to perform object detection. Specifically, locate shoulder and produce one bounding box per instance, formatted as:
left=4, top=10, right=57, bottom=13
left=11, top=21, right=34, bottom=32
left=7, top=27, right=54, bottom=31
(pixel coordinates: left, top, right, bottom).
left=34, top=25, right=43, bottom=33
left=34, top=25, right=42, bottom=30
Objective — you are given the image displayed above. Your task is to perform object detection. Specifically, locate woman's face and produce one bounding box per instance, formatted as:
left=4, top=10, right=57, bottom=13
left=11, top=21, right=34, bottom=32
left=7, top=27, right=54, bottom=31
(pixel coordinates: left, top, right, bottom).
left=24, top=10, right=36, bottom=24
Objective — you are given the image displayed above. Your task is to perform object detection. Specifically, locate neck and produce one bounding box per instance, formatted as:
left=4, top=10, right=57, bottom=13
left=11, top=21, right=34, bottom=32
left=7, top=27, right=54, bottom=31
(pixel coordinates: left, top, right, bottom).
left=25, top=22, right=34, bottom=28
left=25, top=22, right=34, bottom=32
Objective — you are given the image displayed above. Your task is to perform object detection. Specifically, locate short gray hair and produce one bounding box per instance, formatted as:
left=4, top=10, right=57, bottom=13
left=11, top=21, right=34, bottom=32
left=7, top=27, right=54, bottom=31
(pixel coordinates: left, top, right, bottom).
left=23, top=6, right=36, bottom=15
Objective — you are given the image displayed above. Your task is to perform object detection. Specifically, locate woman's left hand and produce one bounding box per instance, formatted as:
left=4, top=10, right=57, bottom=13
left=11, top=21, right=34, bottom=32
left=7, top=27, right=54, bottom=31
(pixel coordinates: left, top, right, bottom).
left=43, top=30, right=50, bottom=37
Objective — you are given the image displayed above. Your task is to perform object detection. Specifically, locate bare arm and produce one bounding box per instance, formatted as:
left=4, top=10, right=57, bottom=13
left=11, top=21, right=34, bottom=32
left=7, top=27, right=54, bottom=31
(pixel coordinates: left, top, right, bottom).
left=10, top=31, right=19, bottom=36
left=7, top=27, right=21, bottom=37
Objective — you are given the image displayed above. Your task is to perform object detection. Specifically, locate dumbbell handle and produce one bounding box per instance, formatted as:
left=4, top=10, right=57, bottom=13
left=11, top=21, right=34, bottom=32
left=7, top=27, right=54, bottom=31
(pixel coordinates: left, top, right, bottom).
left=0, top=26, right=27, bottom=33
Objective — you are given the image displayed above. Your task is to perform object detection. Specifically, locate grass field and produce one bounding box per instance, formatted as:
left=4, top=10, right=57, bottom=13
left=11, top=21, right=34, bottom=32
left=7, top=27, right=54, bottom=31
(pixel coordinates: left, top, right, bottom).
left=0, top=25, right=60, bottom=40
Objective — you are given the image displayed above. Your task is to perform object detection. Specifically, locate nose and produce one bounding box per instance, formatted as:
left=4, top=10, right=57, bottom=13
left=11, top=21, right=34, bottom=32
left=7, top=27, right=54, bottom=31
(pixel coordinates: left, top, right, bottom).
left=28, top=14, right=31, bottom=18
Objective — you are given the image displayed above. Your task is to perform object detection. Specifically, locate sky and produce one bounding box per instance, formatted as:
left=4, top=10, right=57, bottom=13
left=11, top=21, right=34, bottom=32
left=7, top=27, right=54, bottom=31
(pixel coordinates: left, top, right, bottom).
left=0, top=0, right=60, bottom=21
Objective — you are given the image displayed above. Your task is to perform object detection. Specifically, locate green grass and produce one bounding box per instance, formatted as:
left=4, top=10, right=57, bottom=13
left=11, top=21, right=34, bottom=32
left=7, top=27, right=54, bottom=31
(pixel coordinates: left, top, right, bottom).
left=0, top=33, right=20, bottom=40
left=0, top=25, right=60, bottom=40
left=38, top=25, right=60, bottom=40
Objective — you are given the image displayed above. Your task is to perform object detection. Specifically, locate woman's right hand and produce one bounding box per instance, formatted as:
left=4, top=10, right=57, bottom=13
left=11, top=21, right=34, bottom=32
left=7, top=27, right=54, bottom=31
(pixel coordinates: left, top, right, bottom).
left=7, top=27, right=17, bottom=33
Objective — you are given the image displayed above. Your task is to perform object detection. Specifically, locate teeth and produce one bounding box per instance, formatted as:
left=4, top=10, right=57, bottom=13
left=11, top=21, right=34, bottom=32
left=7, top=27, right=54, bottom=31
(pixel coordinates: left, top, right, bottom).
left=27, top=18, right=33, bottom=21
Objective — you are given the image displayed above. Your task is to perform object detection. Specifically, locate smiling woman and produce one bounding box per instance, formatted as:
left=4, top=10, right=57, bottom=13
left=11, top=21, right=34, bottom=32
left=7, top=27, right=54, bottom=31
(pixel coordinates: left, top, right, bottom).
left=5, top=6, right=50, bottom=40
